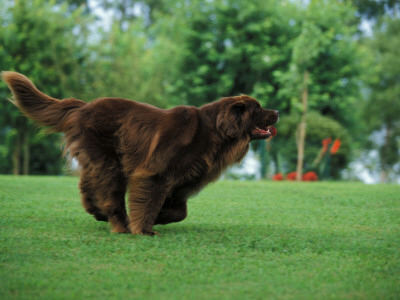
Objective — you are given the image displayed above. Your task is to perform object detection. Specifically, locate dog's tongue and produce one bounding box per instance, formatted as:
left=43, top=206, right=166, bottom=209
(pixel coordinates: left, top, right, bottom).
left=269, top=126, right=277, bottom=137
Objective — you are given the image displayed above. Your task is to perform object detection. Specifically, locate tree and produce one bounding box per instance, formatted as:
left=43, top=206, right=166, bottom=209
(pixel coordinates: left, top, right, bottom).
left=271, top=0, right=363, bottom=178
left=290, top=20, right=324, bottom=180
left=362, top=17, right=400, bottom=182
left=80, top=18, right=181, bottom=108
left=0, top=0, right=90, bottom=174
left=169, top=0, right=300, bottom=108
left=96, top=0, right=168, bottom=30
left=349, top=0, right=399, bottom=20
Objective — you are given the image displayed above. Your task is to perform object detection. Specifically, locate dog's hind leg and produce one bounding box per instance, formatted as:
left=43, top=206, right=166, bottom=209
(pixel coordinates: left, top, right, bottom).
left=79, top=169, right=130, bottom=233
left=101, top=186, right=130, bottom=234
left=79, top=176, right=108, bottom=222
left=128, top=172, right=168, bottom=235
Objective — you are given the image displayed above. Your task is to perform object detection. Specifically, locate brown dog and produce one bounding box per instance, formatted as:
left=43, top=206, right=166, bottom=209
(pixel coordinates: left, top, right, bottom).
left=2, top=71, right=279, bottom=235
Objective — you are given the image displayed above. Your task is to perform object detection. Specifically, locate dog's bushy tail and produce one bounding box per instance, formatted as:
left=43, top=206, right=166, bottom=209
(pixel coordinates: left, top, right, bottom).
left=2, top=71, right=86, bottom=132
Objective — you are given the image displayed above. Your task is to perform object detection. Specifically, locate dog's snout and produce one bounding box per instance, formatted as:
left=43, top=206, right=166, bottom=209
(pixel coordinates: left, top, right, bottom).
left=275, top=110, right=279, bottom=116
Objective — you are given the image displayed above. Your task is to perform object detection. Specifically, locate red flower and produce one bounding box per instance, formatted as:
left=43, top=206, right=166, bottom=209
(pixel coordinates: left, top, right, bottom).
left=302, top=171, right=319, bottom=181
left=272, top=173, right=284, bottom=181
left=322, top=138, right=332, bottom=153
left=286, top=172, right=297, bottom=181
left=330, top=139, right=341, bottom=154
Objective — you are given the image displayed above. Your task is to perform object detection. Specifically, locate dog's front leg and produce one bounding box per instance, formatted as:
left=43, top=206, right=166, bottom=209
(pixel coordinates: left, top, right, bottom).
left=128, top=173, right=166, bottom=236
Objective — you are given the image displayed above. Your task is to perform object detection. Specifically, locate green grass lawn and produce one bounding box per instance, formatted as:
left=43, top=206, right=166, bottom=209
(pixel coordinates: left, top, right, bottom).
left=0, top=176, right=399, bottom=300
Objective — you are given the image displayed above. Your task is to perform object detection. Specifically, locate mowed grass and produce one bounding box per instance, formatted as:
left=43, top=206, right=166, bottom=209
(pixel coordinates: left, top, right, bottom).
left=0, top=176, right=399, bottom=300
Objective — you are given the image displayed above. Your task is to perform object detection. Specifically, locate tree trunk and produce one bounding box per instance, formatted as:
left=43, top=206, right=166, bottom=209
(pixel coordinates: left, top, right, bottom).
left=296, top=71, right=309, bottom=181
left=380, top=125, right=392, bottom=183
left=12, top=132, right=22, bottom=175
left=22, top=130, right=30, bottom=175
left=380, top=170, right=387, bottom=183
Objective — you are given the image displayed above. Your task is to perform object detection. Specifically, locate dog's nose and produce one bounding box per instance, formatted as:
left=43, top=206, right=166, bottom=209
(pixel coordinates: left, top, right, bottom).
left=274, top=110, right=279, bottom=122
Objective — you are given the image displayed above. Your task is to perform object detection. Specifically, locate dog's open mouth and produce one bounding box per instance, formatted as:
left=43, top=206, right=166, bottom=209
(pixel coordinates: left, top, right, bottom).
left=251, top=125, right=277, bottom=140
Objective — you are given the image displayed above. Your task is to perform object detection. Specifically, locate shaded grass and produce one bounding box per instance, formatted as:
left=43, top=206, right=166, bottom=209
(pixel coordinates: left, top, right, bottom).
left=0, top=176, right=399, bottom=299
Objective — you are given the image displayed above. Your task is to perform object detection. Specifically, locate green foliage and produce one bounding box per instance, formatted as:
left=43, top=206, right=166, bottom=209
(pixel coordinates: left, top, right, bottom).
left=0, top=0, right=89, bottom=97
left=279, top=0, right=362, bottom=126
left=0, top=0, right=90, bottom=174
left=1, top=177, right=399, bottom=299
left=170, top=0, right=300, bottom=108
left=350, top=0, right=399, bottom=20
left=81, top=20, right=181, bottom=108
left=363, top=18, right=400, bottom=128
left=362, top=17, right=400, bottom=180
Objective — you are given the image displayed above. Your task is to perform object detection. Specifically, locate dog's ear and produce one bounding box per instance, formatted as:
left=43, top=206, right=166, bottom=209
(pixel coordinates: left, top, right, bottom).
left=217, top=112, right=238, bottom=139
left=217, top=101, right=245, bottom=139
left=231, top=101, right=246, bottom=113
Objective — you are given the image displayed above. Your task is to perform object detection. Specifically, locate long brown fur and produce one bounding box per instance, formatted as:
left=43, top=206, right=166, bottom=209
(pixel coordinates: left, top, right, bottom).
left=2, top=71, right=279, bottom=235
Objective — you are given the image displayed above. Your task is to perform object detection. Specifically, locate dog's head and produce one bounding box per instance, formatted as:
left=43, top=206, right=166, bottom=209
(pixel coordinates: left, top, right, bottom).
left=216, top=95, right=279, bottom=140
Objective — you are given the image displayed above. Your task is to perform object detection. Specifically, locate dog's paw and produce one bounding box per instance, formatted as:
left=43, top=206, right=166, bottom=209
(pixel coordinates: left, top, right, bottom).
left=142, top=230, right=160, bottom=236
left=131, top=228, right=160, bottom=236
left=111, top=227, right=131, bottom=234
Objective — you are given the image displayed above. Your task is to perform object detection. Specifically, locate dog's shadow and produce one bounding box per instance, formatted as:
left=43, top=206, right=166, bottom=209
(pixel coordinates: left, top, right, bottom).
left=89, top=220, right=382, bottom=257
left=151, top=222, right=381, bottom=256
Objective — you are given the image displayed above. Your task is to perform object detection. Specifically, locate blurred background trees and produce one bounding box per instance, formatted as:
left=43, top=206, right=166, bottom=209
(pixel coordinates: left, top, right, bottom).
left=362, top=17, right=400, bottom=182
left=0, top=0, right=90, bottom=174
left=0, top=0, right=398, bottom=182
